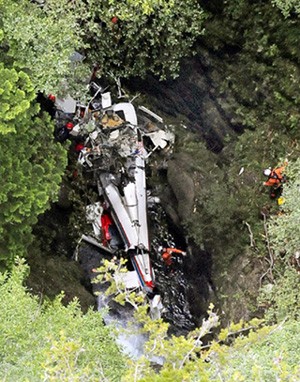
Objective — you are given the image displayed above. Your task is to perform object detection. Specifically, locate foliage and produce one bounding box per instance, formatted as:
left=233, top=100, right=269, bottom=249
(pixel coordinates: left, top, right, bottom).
left=178, top=137, right=237, bottom=252
left=179, top=0, right=300, bottom=318
left=0, top=63, right=67, bottom=267
left=131, top=311, right=300, bottom=381
left=2, top=259, right=299, bottom=381
left=223, top=127, right=297, bottom=251
left=268, top=158, right=300, bottom=258
left=256, top=159, right=300, bottom=322
left=0, top=0, right=207, bottom=92
left=168, top=100, right=298, bottom=320
left=202, top=0, right=300, bottom=137
left=0, top=1, right=72, bottom=267
left=273, top=0, right=300, bottom=17
left=0, top=0, right=84, bottom=94
left=0, top=259, right=125, bottom=381
left=93, top=261, right=300, bottom=381
left=93, top=256, right=147, bottom=310
left=0, top=0, right=207, bottom=94
left=174, top=123, right=298, bottom=265
left=0, top=64, right=36, bottom=134
left=176, top=131, right=262, bottom=267
left=73, top=0, right=206, bottom=79
left=210, top=319, right=300, bottom=382
left=259, top=267, right=300, bottom=322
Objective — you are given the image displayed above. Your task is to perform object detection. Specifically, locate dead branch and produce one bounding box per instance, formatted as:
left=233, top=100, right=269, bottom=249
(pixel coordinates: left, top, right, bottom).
left=179, top=312, right=219, bottom=369
left=244, top=221, right=258, bottom=251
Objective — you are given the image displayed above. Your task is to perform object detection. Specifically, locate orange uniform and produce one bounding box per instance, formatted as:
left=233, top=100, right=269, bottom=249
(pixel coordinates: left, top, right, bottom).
left=162, top=248, right=186, bottom=266
left=264, top=166, right=286, bottom=187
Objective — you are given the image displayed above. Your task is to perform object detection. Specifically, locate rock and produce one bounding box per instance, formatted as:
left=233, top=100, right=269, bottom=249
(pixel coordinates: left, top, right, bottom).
left=167, top=154, right=195, bottom=221
left=26, top=252, right=95, bottom=312
left=128, top=48, right=239, bottom=153
left=215, top=252, right=266, bottom=324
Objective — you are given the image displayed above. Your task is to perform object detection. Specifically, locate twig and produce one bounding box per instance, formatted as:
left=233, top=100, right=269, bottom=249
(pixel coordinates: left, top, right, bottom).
left=130, top=93, right=141, bottom=103
left=179, top=331, right=203, bottom=369
left=244, top=221, right=258, bottom=251
left=134, top=363, right=140, bottom=382
left=179, top=312, right=218, bottom=369
left=148, top=338, right=157, bottom=354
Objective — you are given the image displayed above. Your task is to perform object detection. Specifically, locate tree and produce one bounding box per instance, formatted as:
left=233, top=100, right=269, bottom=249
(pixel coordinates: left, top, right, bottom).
left=74, top=0, right=206, bottom=79
left=0, top=0, right=207, bottom=92
left=268, top=158, right=300, bottom=259
left=272, top=0, right=300, bottom=18
left=0, top=63, right=37, bottom=135
left=0, top=63, right=67, bottom=268
left=125, top=306, right=300, bottom=381
left=0, top=0, right=84, bottom=267
left=200, top=0, right=300, bottom=137
left=93, top=258, right=300, bottom=381
left=257, top=159, right=300, bottom=322
left=0, top=259, right=125, bottom=381
left=0, top=0, right=84, bottom=94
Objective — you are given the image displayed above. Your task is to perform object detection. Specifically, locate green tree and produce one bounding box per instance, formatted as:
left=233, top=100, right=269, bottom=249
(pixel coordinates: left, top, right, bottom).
left=273, top=0, right=300, bottom=17
left=268, top=158, right=300, bottom=258
left=0, top=63, right=36, bottom=135
left=127, top=309, right=300, bottom=381
left=0, top=63, right=67, bottom=268
left=94, top=259, right=300, bottom=381
left=258, top=159, right=300, bottom=322
left=178, top=0, right=300, bottom=320
left=202, top=0, right=300, bottom=135
left=0, top=259, right=125, bottom=381
left=1, top=0, right=206, bottom=93
left=259, top=267, right=300, bottom=323
left=75, top=0, right=206, bottom=79
left=0, top=0, right=84, bottom=94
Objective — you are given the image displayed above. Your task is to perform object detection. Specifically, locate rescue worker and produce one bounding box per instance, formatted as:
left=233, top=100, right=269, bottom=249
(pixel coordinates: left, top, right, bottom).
left=54, top=121, right=74, bottom=143
left=263, top=163, right=287, bottom=198
left=159, top=246, right=187, bottom=272
left=263, top=166, right=286, bottom=187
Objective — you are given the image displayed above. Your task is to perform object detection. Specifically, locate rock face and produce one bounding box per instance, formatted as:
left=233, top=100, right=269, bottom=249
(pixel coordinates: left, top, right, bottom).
left=128, top=49, right=241, bottom=153
left=167, top=153, right=195, bottom=221
left=158, top=152, right=196, bottom=229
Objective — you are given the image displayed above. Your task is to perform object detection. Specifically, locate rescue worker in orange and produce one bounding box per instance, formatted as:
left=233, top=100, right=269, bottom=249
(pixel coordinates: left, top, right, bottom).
left=263, top=166, right=286, bottom=187
left=263, top=162, right=287, bottom=199
left=159, top=247, right=187, bottom=269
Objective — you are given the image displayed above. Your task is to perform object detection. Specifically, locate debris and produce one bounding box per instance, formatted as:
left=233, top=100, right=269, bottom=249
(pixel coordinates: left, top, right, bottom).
left=70, top=51, right=85, bottom=62
left=55, top=94, right=77, bottom=114
left=54, top=77, right=175, bottom=317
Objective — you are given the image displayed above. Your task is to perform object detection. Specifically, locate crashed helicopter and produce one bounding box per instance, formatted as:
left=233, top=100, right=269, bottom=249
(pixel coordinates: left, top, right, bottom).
left=52, top=80, right=175, bottom=315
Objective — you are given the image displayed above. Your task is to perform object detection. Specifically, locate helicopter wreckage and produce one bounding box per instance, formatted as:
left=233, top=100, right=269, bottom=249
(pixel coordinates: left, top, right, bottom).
left=52, top=81, right=175, bottom=317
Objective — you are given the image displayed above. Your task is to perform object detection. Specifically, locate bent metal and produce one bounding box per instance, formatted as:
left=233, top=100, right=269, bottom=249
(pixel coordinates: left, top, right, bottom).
left=52, top=80, right=175, bottom=318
